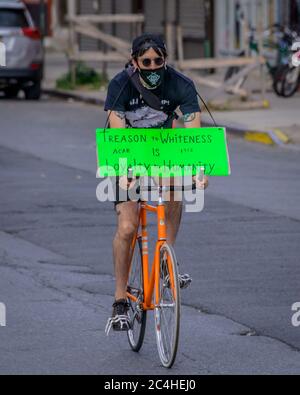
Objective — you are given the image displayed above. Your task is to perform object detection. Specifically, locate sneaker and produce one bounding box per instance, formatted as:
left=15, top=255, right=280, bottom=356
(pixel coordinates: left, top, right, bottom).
left=178, top=273, right=192, bottom=289
left=161, top=258, right=192, bottom=290
left=105, top=299, right=131, bottom=336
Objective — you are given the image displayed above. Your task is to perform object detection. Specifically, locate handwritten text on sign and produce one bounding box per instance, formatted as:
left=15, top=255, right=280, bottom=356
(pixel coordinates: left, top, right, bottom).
left=96, top=128, right=231, bottom=177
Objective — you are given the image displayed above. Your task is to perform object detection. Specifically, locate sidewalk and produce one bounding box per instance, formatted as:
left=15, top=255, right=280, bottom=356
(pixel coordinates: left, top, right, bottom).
left=43, top=50, right=300, bottom=148
left=201, top=93, right=300, bottom=147
left=43, top=50, right=119, bottom=105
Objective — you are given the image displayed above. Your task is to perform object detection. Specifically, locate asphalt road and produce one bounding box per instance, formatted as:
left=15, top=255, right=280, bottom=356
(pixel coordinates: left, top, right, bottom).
left=0, top=96, right=300, bottom=375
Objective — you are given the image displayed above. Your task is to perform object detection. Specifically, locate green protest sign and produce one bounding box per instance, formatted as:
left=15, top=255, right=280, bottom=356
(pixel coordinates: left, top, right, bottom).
left=96, top=128, right=231, bottom=177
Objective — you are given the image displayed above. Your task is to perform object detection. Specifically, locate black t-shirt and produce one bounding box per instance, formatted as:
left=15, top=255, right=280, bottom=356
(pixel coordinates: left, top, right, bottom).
left=104, top=66, right=201, bottom=129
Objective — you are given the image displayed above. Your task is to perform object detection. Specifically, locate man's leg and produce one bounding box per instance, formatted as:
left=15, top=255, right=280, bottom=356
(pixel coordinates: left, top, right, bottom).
left=165, top=193, right=192, bottom=289
left=165, top=200, right=183, bottom=246
left=113, top=201, right=139, bottom=301
left=162, top=177, right=183, bottom=246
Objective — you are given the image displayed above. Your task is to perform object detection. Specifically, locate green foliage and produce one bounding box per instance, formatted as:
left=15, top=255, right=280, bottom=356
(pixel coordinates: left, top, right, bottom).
left=56, top=62, right=109, bottom=91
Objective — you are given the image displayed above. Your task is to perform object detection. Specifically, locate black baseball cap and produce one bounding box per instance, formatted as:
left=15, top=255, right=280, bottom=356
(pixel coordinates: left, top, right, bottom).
left=131, top=33, right=167, bottom=56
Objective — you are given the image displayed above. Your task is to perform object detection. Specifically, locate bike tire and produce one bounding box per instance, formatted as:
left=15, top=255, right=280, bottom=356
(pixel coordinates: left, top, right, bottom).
left=280, top=66, right=300, bottom=98
left=127, top=236, right=147, bottom=352
left=273, top=65, right=288, bottom=97
left=4, top=86, right=19, bottom=99
left=154, top=243, right=180, bottom=369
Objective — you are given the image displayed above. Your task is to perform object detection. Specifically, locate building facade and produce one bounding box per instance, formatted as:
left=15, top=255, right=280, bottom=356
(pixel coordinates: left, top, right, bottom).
left=59, top=0, right=299, bottom=58
left=214, top=0, right=300, bottom=56
left=74, top=0, right=214, bottom=59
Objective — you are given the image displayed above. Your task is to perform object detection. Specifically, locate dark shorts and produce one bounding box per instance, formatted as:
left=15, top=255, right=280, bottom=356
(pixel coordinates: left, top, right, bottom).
left=113, top=177, right=141, bottom=209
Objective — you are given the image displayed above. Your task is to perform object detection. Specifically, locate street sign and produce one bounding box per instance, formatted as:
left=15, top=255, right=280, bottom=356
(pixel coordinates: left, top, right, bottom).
left=96, top=127, right=231, bottom=177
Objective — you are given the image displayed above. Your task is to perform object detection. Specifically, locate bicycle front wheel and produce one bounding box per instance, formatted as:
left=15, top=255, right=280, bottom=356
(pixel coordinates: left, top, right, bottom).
left=127, top=236, right=147, bottom=352
left=154, top=243, right=180, bottom=368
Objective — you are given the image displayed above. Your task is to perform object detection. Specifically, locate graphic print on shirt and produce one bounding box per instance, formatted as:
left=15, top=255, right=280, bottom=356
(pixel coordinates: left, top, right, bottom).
left=125, top=106, right=169, bottom=128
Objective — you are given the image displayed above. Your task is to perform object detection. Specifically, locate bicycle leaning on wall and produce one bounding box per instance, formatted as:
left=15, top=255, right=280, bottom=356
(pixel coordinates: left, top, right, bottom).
left=223, top=24, right=300, bottom=98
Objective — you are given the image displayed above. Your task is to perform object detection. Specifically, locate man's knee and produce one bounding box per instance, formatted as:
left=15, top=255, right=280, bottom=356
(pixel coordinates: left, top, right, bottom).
left=117, top=221, right=138, bottom=241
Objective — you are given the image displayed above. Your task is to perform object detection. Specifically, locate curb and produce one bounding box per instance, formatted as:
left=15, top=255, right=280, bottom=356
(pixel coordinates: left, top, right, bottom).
left=44, top=87, right=292, bottom=148
left=43, top=87, right=106, bottom=106
left=202, top=120, right=291, bottom=147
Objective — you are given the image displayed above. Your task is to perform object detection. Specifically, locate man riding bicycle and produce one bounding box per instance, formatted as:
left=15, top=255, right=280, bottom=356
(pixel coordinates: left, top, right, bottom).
left=104, top=33, right=209, bottom=333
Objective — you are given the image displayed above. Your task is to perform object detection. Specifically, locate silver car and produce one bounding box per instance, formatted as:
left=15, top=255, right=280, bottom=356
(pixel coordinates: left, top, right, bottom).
left=0, top=0, right=43, bottom=99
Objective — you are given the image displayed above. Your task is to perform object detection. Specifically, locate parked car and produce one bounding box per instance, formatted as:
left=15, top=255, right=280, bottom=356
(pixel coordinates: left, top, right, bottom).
left=0, top=0, right=43, bottom=99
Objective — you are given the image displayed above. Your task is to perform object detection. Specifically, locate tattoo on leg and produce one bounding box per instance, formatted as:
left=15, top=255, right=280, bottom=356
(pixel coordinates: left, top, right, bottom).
left=115, top=111, right=126, bottom=120
left=183, top=113, right=196, bottom=123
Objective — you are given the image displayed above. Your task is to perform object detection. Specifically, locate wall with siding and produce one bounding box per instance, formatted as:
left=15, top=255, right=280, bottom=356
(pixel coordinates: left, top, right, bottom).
left=77, top=0, right=208, bottom=59
left=115, top=0, right=132, bottom=42
left=78, top=0, right=135, bottom=52
left=178, top=0, right=206, bottom=58
left=78, top=0, right=98, bottom=51
left=144, top=0, right=206, bottom=59
left=179, top=0, right=206, bottom=39
left=144, top=0, right=164, bottom=35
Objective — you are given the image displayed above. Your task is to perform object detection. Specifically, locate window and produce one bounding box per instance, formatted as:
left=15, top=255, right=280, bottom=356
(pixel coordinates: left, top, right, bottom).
left=0, top=9, right=29, bottom=28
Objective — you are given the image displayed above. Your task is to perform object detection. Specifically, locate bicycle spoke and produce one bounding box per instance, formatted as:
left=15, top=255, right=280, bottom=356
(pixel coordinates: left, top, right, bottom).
left=160, top=311, right=171, bottom=361
left=127, top=236, right=147, bottom=352
left=161, top=308, right=173, bottom=346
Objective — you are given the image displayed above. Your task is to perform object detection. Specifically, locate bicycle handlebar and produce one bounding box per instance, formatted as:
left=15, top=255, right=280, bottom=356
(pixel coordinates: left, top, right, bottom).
left=127, top=167, right=204, bottom=193
left=138, top=184, right=198, bottom=193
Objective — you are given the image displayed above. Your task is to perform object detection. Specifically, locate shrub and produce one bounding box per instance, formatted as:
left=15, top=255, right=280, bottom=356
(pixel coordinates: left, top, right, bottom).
left=56, top=62, right=109, bottom=91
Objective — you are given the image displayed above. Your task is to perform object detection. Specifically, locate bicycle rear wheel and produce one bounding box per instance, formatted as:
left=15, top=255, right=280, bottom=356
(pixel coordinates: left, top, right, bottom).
left=281, top=66, right=300, bottom=98
left=127, top=236, right=147, bottom=352
left=154, top=243, right=180, bottom=368
left=273, top=65, right=287, bottom=96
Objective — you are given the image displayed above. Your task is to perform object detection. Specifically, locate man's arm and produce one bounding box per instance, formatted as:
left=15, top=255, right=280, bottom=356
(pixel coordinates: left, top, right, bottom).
left=107, top=111, right=126, bottom=128
left=106, top=110, right=137, bottom=188
left=183, top=112, right=209, bottom=189
left=183, top=112, right=201, bottom=128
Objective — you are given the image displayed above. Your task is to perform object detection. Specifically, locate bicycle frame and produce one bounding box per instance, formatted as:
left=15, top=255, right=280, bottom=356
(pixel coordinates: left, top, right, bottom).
left=126, top=199, right=175, bottom=312
left=125, top=178, right=199, bottom=367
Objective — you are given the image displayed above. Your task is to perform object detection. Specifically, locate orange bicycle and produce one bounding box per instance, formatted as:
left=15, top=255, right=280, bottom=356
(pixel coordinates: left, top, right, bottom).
left=126, top=178, right=197, bottom=368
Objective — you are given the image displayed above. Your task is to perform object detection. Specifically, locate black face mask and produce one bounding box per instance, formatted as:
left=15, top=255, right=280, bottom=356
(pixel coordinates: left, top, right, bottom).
left=139, top=66, right=166, bottom=89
